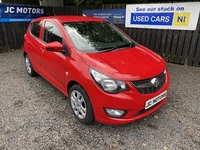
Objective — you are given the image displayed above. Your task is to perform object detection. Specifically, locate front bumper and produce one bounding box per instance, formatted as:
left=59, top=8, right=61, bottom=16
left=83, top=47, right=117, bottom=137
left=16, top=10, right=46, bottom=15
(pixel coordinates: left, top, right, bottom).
left=86, top=72, right=170, bottom=125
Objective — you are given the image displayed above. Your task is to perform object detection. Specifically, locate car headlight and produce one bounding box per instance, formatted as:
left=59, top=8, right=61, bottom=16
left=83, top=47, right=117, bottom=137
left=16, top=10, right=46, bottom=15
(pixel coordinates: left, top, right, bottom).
left=90, top=68, right=129, bottom=93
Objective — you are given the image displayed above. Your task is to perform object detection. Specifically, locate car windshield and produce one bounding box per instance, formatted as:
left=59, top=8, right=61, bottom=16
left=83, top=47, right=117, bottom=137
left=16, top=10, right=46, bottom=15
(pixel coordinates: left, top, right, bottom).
left=62, top=21, right=134, bottom=52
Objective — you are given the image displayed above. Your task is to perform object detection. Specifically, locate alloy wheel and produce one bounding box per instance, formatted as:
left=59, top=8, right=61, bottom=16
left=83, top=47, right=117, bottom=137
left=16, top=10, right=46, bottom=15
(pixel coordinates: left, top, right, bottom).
left=25, top=56, right=32, bottom=74
left=70, top=90, right=87, bottom=119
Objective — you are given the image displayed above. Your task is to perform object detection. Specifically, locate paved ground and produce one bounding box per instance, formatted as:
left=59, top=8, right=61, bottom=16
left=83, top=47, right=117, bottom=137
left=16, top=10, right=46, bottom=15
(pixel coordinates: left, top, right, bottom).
left=0, top=50, right=200, bottom=150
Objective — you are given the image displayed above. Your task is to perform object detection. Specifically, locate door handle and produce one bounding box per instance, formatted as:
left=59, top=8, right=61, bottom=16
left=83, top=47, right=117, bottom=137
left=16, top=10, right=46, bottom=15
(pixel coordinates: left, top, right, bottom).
left=40, top=47, right=45, bottom=53
left=26, top=39, right=30, bottom=44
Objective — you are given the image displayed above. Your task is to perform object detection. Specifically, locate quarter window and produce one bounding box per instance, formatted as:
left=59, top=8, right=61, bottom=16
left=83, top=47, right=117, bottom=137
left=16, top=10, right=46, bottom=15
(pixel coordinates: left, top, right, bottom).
left=30, top=21, right=42, bottom=38
left=43, top=21, right=63, bottom=44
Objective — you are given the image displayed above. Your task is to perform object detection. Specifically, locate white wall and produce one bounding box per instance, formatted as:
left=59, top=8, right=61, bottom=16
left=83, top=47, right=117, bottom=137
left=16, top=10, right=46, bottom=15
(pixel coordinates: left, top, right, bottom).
left=39, top=0, right=64, bottom=7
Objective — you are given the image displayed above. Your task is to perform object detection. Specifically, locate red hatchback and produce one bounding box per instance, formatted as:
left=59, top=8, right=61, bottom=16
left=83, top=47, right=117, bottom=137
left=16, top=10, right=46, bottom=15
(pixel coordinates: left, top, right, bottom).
left=23, top=16, right=170, bottom=125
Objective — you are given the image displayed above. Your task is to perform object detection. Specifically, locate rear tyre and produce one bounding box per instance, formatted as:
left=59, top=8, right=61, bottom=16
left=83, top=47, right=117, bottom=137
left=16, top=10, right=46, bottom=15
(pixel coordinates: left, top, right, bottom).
left=69, top=84, right=94, bottom=124
left=25, top=55, right=37, bottom=77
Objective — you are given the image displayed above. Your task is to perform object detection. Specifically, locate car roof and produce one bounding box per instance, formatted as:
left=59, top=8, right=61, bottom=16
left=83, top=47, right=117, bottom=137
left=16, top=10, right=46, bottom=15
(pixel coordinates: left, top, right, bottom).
left=33, top=15, right=107, bottom=23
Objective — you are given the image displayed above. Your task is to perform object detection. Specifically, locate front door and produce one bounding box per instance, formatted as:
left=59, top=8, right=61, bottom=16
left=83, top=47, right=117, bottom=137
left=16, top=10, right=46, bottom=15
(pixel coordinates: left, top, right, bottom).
left=40, top=20, right=68, bottom=91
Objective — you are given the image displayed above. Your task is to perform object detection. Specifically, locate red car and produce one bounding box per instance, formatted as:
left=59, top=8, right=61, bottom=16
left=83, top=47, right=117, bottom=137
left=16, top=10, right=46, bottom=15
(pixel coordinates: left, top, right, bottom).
left=23, top=16, right=170, bottom=125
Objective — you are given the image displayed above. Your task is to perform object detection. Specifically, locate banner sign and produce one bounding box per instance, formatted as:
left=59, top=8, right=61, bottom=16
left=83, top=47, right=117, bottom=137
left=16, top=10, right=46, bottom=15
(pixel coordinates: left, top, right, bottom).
left=126, top=2, right=200, bottom=30
left=0, top=4, right=46, bottom=22
left=83, top=9, right=126, bottom=24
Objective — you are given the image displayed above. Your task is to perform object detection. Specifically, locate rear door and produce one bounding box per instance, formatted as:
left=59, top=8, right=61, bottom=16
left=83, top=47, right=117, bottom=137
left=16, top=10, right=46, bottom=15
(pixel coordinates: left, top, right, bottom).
left=24, top=20, right=47, bottom=74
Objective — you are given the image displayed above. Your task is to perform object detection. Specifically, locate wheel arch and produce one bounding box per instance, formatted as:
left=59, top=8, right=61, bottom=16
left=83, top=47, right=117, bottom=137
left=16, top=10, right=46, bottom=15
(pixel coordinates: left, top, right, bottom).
left=67, top=80, right=88, bottom=95
left=67, top=80, right=79, bottom=94
left=68, top=82, right=95, bottom=124
left=23, top=51, right=28, bottom=57
left=67, top=80, right=93, bottom=106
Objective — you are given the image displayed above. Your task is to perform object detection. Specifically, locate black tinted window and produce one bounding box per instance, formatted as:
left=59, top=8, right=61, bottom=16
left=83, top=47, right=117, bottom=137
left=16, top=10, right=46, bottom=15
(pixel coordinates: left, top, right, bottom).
left=30, top=21, right=42, bottom=38
left=43, top=21, right=63, bottom=44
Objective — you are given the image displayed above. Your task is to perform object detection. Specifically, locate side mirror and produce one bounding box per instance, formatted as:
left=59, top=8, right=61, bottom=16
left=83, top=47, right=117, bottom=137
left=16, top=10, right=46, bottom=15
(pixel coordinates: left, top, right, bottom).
left=46, top=41, right=64, bottom=52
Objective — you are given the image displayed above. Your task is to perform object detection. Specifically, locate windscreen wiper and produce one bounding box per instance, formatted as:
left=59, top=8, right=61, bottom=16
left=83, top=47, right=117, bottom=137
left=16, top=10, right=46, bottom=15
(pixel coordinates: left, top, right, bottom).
left=130, top=41, right=138, bottom=47
left=118, top=42, right=135, bottom=48
left=96, top=42, right=135, bottom=53
left=97, top=46, right=118, bottom=53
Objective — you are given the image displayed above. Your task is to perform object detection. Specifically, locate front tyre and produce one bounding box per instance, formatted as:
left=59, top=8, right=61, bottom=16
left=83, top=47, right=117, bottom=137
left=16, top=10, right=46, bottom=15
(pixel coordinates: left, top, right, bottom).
left=69, top=84, right=94, bottom=124
left=25, top=55, right=37, bottom=77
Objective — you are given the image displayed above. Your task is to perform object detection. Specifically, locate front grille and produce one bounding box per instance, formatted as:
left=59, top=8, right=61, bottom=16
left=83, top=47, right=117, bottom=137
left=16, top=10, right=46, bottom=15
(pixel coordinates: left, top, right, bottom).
left=131, top=71, right=166, bottom=94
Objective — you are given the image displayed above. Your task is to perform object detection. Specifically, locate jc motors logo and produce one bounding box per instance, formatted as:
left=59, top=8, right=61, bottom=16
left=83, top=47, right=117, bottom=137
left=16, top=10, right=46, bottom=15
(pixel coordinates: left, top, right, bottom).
left=1, top=6, right=45, bottom=15
left=4, top=6, right=15, bottom=13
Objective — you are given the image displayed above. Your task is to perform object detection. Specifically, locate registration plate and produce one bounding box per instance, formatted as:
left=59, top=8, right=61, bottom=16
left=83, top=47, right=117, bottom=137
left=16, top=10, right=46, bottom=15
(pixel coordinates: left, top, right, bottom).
left=145, top=91, right=167, bottom=110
